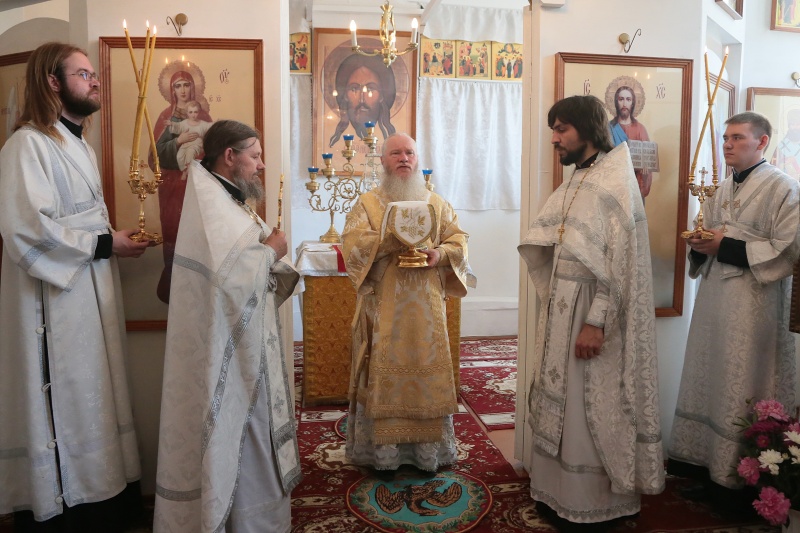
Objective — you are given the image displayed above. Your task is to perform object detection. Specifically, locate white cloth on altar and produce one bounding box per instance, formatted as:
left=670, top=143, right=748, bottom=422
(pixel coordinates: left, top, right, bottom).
left=154, top=162, right=301, bottom=533
left=0, top=121, right=140, bottom=521
left=669, top=162, right=800, bottom=488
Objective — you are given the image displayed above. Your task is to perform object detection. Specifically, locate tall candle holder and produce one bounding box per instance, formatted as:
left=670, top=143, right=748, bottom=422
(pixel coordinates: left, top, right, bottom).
left=682, top=50, right=728, bottom=240
left=305, top=122, right=384, bottom=243
left=124, top=19, right=162, bottom=244
left=422, top=168, right=434, bottom=191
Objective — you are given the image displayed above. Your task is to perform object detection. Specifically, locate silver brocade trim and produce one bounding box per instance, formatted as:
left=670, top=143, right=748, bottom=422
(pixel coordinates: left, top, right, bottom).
left=155, top=484, right=201, bottom=502
left=20, top=240, right=58, bottom=271
left=200, top=292, right=259, bottom=457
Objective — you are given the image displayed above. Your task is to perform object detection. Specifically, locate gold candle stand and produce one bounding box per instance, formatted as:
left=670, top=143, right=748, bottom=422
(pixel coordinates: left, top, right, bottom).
left=305, top=123, right=383, bottom=243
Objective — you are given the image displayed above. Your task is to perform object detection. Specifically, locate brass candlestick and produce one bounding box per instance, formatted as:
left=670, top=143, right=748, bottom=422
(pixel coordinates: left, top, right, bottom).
left=683, top=50, right=727, bottom=241
left=124, top=19, right=162, bottom=244
left=680, top=167, right=718, bottom=240
left=305, top=122, right=383, bottom=243
left=128, top=160, right=163, bottom=243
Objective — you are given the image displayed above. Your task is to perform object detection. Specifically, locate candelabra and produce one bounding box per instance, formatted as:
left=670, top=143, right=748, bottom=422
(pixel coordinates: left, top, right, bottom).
left=306, top=122, right=382, bottom=243
left=682, top=49, right=727, bottom=240
left=680, top=168, right=717, bottom=239
left=124, top=18, right=163, bottom=244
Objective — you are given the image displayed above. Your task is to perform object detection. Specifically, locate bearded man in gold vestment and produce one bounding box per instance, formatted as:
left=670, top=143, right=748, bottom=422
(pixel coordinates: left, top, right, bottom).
left=341, top=133, right=472, bottom=475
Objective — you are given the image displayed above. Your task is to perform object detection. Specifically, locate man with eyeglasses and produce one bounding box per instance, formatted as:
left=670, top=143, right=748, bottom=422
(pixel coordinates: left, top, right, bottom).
left=0, top=42, right=151, bottom=532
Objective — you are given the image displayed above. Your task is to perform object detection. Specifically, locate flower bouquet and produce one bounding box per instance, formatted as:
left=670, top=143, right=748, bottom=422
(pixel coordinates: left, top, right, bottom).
left=736, top=399, right=800, bottom=527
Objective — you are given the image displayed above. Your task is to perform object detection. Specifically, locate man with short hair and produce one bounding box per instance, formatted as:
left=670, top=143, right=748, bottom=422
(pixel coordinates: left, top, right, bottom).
left=154, top=120, right=301, bottom=533
left=668, top=111, right=800, bottom=514
left=609, top=85, right=653, bottom=198
left=0, top=41, right=150, bottom=531
left=519, top=95, right=664, bottom=528
left=341, top=133, right=472, bottom=474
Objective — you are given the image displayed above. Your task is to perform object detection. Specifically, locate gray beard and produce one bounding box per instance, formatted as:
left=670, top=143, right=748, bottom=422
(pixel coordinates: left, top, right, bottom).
left=233, top=172, right=265, bottom=203
left=380, top=168, right=429, bottom=202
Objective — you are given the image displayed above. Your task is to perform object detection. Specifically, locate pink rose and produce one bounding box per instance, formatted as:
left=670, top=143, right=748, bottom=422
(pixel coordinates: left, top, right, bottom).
left=754, top=400, right=790, bottom=422
left=753, top=486, right=791, bottom=526
left=737, top=457, right=761, bottom=485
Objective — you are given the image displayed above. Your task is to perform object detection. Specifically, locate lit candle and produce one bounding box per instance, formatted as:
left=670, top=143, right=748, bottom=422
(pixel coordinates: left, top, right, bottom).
left=350, top=20, right=358, bottom=47
left=411, top=18, right=418, bottom=45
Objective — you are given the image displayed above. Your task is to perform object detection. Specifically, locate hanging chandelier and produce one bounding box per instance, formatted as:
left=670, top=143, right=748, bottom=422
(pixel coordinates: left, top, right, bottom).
left=349, top=0, right=419, bottom=68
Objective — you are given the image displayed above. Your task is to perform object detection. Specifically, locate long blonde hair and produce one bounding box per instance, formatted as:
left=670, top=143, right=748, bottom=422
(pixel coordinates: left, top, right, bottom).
left=15, top=42, right=87, bottom=142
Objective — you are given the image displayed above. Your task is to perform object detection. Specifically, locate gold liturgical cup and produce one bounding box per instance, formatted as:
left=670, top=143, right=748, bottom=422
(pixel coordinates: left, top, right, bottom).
left=384, top=202, right=436, bottom=268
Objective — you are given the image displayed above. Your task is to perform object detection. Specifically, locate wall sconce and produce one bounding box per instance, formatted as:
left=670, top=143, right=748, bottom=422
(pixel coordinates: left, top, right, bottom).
left=792, top=72, right=800, bottom=88
left=618, top=28, right=641, bottom=54
left=166, top=13, right=188, bottom=36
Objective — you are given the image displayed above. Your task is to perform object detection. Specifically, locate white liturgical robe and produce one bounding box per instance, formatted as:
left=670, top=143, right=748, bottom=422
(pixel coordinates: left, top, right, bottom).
left=154, top=162, right=301, bottom=533
left=0, top=121, right=140, bottom=521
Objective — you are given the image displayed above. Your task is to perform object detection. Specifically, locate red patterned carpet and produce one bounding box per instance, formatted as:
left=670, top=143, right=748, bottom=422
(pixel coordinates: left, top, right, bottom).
left=459, top=359, right=517, bottom=430
left=0, top=339, right=778, bottom=532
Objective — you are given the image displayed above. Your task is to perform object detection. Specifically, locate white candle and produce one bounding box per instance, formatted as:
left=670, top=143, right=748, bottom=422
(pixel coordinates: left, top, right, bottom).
left=350, top=20, right=358, bottom=47
left=411, top=18, right=418, bottom=45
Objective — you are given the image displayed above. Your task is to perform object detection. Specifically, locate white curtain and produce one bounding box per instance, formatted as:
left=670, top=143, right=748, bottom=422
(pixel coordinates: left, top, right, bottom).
left=423, top=5, right=523, bottom=44
left=416, top=77, right=521, bottom=210
left=290, top=74, right=313, bottom=211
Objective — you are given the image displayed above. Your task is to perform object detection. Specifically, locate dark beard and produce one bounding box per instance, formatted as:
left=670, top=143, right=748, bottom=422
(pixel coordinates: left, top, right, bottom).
left=559, top=144, right=587, bottom=166
left=61, top=86, right=100, bottom=118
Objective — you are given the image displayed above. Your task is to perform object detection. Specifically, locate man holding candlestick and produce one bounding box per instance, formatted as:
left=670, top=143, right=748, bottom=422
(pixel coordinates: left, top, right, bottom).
left=0, top=42, right=151, bottom=531
left=519, top=95, right=664, bottom=529
left=154, top=120, right=300, bottom=533
left=668, top=112, right=800, bottom=516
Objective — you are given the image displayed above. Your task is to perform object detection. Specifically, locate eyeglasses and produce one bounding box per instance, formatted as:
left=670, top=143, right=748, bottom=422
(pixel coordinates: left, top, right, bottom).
left=69, top=71, right=99, bottom=82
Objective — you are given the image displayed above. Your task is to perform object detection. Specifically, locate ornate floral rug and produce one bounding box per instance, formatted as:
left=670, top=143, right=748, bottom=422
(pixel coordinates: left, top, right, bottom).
left=459, top=359, right=517, bottom=430
left=459, top=337, right=518, bottom=361
left=346, top=469, right=492, bottom=532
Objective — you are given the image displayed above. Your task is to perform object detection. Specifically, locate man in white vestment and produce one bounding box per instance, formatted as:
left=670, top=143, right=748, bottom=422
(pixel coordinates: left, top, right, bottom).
left=518, top=95, right=665, bottom=529
left=341, top=133, right=472, bottom=475
left=154, top=120, right=301, bottom=533
left=0, top=42, right=151, bottom=532
left=668, top=112, right=800, bottom=516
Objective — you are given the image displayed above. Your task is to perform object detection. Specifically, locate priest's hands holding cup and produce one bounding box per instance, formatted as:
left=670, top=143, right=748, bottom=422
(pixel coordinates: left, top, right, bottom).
left=422, top=247, right=441, bottom=268
left=113, top=229, right=154, bottom=258
left=575, top=323, right=604, bottom=359
left=685, top=227, right=724, bottom=256
left=263, top=228, right=287, bottom=260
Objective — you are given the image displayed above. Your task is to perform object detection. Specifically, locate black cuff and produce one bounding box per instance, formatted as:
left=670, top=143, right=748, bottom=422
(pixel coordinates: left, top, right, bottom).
left=94, top=233, right=113, bottom=260
left=716, top=236, right=749, bottom=268
left=689, top=249, right=707, bottom=265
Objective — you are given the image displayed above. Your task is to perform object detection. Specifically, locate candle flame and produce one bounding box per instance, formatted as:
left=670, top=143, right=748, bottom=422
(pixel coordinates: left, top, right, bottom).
left=153, top=25, right=157, bottom=34
left=725, top=46, right=729, bottom=55
left=146, top=20, right=150, bottom=28
left=332, top=89, right=338, bottom=97
left=350, top=20, right=357, bottom=31
left=165, top=57, right=168, bottom=64
left=412, top=18, right=418, bottom=29
left=123, top=19, right=127, bottom=29
left=181, top=55, right=185, bottom=61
